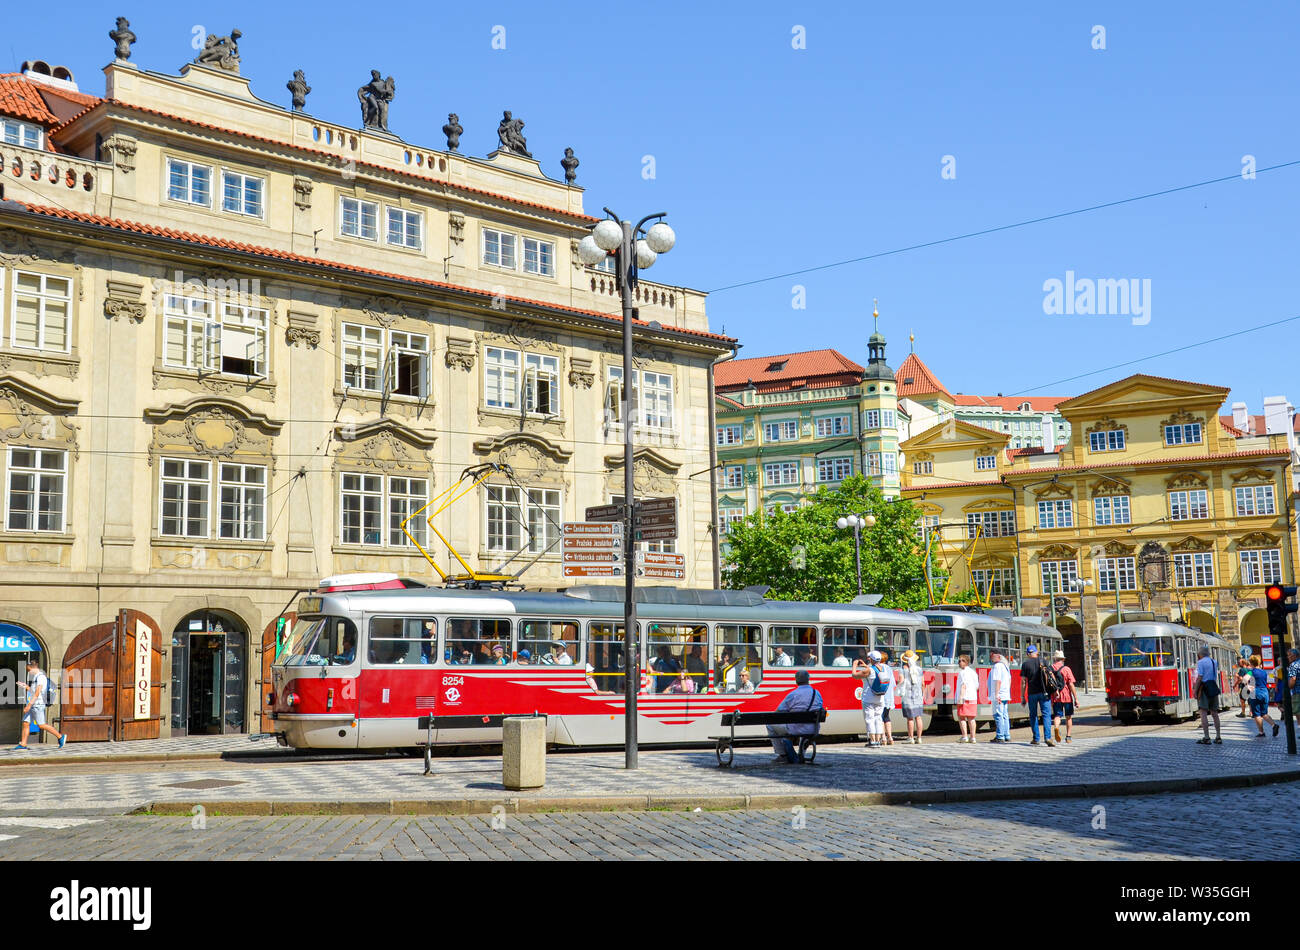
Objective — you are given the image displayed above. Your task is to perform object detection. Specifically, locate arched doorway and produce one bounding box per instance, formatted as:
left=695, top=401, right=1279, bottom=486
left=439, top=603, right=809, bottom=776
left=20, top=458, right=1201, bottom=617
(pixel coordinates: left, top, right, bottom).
left=1056, top=616, right=1087, bottom=688
left=170, top=609, right=249, bottom=736
left=0, top=622, right=47, bottom=743
left=1240, top=609, right=1269, bottom=657
left=1185, top=610, right=1218, bottom=634
left=1099, top=613, right=1120, bottom=635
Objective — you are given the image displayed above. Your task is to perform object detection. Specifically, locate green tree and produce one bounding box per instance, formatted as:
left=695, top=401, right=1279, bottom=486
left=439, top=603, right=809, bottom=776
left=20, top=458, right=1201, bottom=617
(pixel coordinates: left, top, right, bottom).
left=721, top=475, right=930, bottom=610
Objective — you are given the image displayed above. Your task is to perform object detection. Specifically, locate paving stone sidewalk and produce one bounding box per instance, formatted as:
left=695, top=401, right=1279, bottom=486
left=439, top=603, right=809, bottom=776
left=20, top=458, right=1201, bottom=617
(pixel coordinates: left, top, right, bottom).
left=1, top=716, right=1294, bottom=816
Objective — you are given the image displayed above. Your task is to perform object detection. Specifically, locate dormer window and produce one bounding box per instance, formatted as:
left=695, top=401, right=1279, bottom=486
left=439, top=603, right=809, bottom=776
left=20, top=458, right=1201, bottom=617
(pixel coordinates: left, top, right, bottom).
left=766, top=360, right=788, bottom=372
left=1, top=119, right=43, bottom=150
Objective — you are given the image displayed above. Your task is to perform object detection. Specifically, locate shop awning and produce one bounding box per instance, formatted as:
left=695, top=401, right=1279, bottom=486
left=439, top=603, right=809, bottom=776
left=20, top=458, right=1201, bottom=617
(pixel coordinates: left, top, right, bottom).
left=0, top=623, right=40, bottom=653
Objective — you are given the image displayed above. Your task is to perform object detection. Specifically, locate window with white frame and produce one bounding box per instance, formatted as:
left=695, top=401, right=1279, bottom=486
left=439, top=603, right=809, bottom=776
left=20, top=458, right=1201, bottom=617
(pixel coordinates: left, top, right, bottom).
left=881, top=409, right=896, bottom=429
left=765, top=502, right=799, bottom=517
left=1093, top=495, right=1131, bottom=526
left=817, top=456, right=853, bottom=483
left=1169, top=489, right=1208, bottom=520
left=722, top=465, right=745, bottom=489
left=917, top=515, right=942, bottom=541
left=342, top=323, right=384, bottom=391
left=524, top=353, right=560, bottom=415
left=975, top=454, right=997, bottom=471
left=1097, top=556, right=1137, bottom=592
left=864, top=409, right=881, bottom=430
left=591, top=254, right=616, bottom=274
left=163, top=295, right=213, bottom=371
left=882, top=452, right=897, bottom=476
left=388, top=330, right=430, bottom=399
left=967, top=510, right=1016, bottom=539
left=1173, top=551, right=1215, bottom=588
left=1040, top=559, right=1079, bottom=594
left=719, top=507, right=746, bottom=535
left=385, top=207, right=423, bottom=249
left=763, top=420, right=799, bottom=442
left=340, top=196, right=379, bottom=240
left=217, top=304, right=268, bottom=376
left=715, top=424, right=742, bottom=446
left=1, top=118, right=42, bottom=150
left=522, top=237, right=555, bottom=277
left=1037, top=499, right=1074, bottom=529
left=639, top=371, right=674, bottom=429
left=1089, top=429, right=1125, bottom=452
left=485, top=486, right=561, bottom=553
left=161, top=295, right=269, bottom=377
left=167, top=158, right=211, bottom=206
left=1240, top=548, right=1282, bottom=586
left=12, top=272, right=71, bottom=352
left=482, top=228, right=517, bottom=269
left=5, top=447, right=65, bottom=533
left=222, top=170, right=264, bottom=217
left=972, top=568, right=1017, bottom=598
left=160, top=458, right=210, bottom=538
left=1164, top=422, right=1203, bottom=446
left=913, top=460, right=933, bottom=475
left=485, top=347, right=562, bottom=415
left=764, top=461, right=799, bottom=486
left=485, top=346, right=521, bottom=409
left=340, top=472, right=384, bottom=545
left=1234, top=485, right=1276, bottom=517
left=387, top=476, right=428, bottom=547
left=815, top=415, right=852, bottom=438
left=866, top=453, right=881, bottom=476
left=217, top=463, right=266, bottom=540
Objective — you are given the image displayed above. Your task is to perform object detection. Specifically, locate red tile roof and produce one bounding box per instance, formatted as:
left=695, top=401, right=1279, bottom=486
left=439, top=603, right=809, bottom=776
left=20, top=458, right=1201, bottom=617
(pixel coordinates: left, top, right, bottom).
left=53, top=98, right=599, bottom=225
left=895, top=353, right=953, bottom=401
left=714, top=349, right=863, bottom=392
left=1005, top=447, right=1290, bottom=478
left=901, top=478, right=1008, bottom=492
left=0, top=75, right=59, bottom=125
left=1219, top=413, right=1300, bottom=437
left=1005, top=447, right=1049, bottom=459
left=6, top=201, right=735, bottom=346
left=954, top=394, right=1065, bottom=412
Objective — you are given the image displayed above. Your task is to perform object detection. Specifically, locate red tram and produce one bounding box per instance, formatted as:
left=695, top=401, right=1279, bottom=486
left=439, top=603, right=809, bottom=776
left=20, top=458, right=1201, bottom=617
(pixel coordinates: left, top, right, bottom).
left=1103, top=620, right=1235, bottom=723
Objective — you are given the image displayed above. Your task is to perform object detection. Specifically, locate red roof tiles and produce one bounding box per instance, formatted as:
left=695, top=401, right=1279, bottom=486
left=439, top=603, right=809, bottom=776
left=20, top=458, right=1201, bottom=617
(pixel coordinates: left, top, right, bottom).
left=0, top=75, right=59, bottom=125
left=895, top=353, right=953, bottom=401
left=714, top=349, right=863, bottom=392
left=1218, top=413, right=1300, bottom=437
left=954, top=394, right=1065, bottom=412
left=6, top=201, right=735, bottom=346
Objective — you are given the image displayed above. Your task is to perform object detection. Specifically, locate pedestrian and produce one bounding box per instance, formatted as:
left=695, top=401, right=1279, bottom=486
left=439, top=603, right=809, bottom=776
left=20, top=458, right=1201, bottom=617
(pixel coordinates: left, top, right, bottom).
left=1193, top=645, right=1222, bottom=745
left=852, top=651, right=891, bottom=747
left=955, top=654, right=978, bottom=742
left=1246, top=655, right=1278, bottom=738
left=1020, top=644, right=1055, bottom=747
left=1234, top=657, right=1252, bottom=718
left=767, top=670, right=823, bottom=764
left=987, top=649, right=1011, bottom=743
left=898, top=649, right=925, bottom=744
left=878, top=649, right=896, bottom=746
left=1287, top=649, right=1300, bottom=730
left=1049, top=650, right=1079, bottom=744
left=14, top=660, right=65, bottom=751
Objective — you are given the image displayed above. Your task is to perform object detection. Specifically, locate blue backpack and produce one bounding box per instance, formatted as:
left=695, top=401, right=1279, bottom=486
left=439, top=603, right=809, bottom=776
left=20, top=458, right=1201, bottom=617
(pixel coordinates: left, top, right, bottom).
left=869, top=666, right=891, bottom=695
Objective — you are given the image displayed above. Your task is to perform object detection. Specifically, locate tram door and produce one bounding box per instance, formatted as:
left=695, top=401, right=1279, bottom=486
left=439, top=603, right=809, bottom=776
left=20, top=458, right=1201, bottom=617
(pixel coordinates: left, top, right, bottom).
left=1173, top=638, right=1189, bottom=713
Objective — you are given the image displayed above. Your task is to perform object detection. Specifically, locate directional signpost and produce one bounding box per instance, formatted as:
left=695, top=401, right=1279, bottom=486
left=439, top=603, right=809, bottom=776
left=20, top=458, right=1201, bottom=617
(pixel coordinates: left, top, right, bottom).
left=585, top=497, right=677, bottom=542
left=562, top=522, right=625, bottom=578
left=636, top=549, right=685, bottom=580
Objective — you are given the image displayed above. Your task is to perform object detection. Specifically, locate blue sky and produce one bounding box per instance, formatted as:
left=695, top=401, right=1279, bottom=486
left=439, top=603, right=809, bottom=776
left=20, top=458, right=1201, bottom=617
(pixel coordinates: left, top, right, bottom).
left=10, top=2, right=1297, bottom=407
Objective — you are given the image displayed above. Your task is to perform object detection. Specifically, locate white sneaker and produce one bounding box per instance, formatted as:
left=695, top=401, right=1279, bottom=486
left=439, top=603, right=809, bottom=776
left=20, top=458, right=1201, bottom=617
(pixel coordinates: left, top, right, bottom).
left=915, top=736, right=923, bottom=745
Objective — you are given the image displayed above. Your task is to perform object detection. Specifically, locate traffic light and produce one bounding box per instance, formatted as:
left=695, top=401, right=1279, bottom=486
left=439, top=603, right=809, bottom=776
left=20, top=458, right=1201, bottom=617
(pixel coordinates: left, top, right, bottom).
left=1265, top=584, right=1298, bottom=638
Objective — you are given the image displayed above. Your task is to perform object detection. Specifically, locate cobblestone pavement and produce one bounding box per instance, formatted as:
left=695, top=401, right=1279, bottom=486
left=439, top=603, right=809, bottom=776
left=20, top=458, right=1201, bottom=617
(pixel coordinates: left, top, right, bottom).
left=1, top=783, right=1297, bottom=860
left=0, top=716, right=1293, bottom=814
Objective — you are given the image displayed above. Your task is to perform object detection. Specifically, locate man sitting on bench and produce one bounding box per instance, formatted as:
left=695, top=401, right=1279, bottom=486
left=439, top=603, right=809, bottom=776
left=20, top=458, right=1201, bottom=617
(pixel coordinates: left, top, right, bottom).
left=769, top=670, right=824, bottom=764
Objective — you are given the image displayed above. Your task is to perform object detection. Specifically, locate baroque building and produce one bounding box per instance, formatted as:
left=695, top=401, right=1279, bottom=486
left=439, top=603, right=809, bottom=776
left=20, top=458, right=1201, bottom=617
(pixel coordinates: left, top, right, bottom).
left=0, top=45, right=731, bottom=739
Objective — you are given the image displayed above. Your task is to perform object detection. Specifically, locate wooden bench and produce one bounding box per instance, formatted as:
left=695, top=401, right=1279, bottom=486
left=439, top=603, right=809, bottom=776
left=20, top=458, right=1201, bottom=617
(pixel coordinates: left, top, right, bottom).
left=710, top=708, right=827, bottom=767
left=417, top=714, right=547, bottom=774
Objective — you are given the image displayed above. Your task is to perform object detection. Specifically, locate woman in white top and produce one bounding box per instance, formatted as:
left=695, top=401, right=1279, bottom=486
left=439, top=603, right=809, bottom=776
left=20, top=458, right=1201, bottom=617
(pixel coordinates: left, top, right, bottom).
left=955, top=654, right=979, bottom=743
left=898, top=649, right=926, bottom=744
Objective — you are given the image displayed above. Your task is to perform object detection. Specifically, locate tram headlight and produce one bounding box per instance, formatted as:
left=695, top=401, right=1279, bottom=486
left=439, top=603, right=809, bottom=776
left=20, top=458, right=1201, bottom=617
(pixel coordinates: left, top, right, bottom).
left=285, top=692, right=300, bottom=708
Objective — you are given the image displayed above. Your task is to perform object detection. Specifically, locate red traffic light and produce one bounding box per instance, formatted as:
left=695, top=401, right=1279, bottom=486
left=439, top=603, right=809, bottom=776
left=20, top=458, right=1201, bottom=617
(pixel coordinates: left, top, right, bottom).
left=1267, top=585, right=1285, bottom=601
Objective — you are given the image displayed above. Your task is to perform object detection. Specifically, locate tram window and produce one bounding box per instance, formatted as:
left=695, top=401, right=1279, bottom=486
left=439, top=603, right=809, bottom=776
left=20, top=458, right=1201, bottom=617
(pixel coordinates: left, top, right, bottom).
left=769, top=626, right=817, bottom=667
left=281, top=615, right=358, bottom=667
left=646, top=624, right=707, bottom=693
left=447, top=617, right=511, bottom=665
left=822, top=627, right=867, bottom=667
left=873, top=628, right=910, bottom=665
left=919, top=628, right=957, bottom=667
left=716, top=625, right=762, bottom=691
left=1105, top=636, right=1170, bottom=669
left=368, top=617, right=436, bottom=665
left=519, top=620, right=579, bottom=667
left=586, top=623, right=631, bottom=693
left=974, top=629, right=995, bottom=666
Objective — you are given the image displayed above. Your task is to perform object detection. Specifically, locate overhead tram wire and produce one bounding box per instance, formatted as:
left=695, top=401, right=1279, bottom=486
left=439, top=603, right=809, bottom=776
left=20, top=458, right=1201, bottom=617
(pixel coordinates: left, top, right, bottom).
left=705, top=160, right=1300, bottom=293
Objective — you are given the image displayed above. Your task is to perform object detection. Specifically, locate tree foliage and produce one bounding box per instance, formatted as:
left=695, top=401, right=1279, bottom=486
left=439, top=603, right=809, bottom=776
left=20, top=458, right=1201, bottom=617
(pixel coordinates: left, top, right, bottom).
left=721, top=475, right=931, bottom=610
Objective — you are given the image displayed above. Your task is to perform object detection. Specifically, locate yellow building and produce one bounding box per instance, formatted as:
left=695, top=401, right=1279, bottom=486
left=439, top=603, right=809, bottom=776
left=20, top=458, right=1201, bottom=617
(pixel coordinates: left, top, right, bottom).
left=904, top=373, right=1298, bottom=687
left=0, top=42, right=729, bottom=740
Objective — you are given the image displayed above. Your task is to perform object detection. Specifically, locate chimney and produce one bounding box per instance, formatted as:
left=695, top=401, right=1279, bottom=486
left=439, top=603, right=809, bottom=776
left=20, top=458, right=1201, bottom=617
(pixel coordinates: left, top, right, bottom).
left=1041, top=414, right=1055, bottom=452
left=1263, top=396, right=1295, bottom=452
left=1231, top=401, right=1250, bottom=433
left=19, top=60, right=78, bottom=92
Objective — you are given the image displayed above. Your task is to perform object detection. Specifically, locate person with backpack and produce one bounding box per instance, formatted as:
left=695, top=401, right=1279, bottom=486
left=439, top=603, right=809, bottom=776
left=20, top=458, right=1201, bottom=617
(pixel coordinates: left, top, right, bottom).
left=898, top=649, right=926, bottom=744
left=877, top=649, right=897, bottom=746
left=955, top=654, right=978, bottom=743
left=1246, top=655, right=1279, bottom=738
left=1193, top=645, right=1222, bottom=745
left=14, top=660, right=66, bottom=750
left=987, top=649, right=1012, bottom=743
left=1234, top=657, right=1252, bottom=718
left=1049, top=650, right=1079, bottom=744
left=852, top=651, right=892, bottom=747
left=1019, top=644, right=1055, bottom=747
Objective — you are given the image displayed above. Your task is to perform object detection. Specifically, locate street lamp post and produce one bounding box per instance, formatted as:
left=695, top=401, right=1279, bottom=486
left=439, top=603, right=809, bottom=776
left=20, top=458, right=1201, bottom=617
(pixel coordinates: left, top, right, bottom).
left=578, top=210, right=675, bottom=771
left=836, top=513, right=876, bottom=597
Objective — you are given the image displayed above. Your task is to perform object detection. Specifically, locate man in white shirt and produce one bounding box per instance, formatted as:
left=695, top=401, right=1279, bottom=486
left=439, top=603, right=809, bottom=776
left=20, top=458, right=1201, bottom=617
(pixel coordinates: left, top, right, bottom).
left=771, top=644, right=794, bottom=667
left=987, top=650, right=1012, bottom=743
left=15, top=661, right=66, bottom=750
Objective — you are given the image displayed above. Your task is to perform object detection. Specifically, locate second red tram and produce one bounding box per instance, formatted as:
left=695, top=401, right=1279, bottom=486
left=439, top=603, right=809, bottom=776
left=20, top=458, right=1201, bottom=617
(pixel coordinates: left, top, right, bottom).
left=1103, top=620, right=1235, bottom=723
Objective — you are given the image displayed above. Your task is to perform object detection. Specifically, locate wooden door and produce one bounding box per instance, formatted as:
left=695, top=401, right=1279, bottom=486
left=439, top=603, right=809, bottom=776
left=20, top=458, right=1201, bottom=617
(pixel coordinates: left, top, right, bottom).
left=258, top=612, right=294, bottom=733
left=115, top=609, right=164, bottom=741
left=60, top=620, right=117, bottom=742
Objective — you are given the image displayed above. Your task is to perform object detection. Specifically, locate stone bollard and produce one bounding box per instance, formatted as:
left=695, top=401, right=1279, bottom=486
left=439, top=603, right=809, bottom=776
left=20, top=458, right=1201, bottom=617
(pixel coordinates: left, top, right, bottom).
left=502, top=716, right=545, bottom=790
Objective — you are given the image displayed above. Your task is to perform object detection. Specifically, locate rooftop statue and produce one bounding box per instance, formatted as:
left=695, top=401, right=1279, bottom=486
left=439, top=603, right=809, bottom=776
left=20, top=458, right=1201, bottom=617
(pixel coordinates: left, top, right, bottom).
left=358, top=70, right=396, bottom=132
left=497, top=110, right=531, bottom=158
left=195, top=29, right=242, bottom=72
left=110, top=17, right=136, bottom=61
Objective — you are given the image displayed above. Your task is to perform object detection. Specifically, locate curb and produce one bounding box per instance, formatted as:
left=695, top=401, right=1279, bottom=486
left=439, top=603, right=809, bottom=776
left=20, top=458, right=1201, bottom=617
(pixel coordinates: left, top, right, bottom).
left=128, top=767, right=1300, bottom=817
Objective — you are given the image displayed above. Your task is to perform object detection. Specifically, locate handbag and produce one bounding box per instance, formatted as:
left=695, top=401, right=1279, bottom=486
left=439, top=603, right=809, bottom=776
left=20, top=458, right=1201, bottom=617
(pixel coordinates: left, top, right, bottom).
left=1197, top=659, right=1221, bottom=700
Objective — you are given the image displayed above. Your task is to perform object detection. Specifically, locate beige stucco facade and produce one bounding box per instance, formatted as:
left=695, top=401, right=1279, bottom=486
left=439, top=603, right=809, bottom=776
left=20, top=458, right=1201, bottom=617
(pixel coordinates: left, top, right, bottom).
left=0, top=59, right=730, bottom=738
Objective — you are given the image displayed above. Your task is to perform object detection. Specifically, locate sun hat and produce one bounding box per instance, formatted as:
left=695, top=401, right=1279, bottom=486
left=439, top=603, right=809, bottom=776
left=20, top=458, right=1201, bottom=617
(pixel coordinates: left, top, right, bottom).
left=868, top=650, right=882, bottom=661
left=1052, top=650, right=1065, bottom=660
